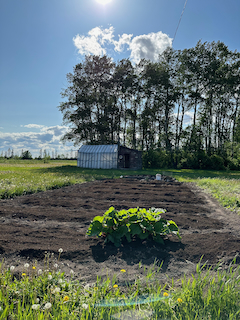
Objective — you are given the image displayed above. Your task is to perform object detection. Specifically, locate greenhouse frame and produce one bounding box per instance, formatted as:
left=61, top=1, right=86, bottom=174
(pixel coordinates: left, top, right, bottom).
left=77, top=145, right=142, bottom=170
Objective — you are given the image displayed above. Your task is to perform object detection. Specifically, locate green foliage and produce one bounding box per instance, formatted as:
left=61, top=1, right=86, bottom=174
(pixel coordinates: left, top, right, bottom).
left=142, top=150, right=172, bottom=169
left=86, top=207, right=181, bottom=247
left=21, top=150, right=32, bottom=160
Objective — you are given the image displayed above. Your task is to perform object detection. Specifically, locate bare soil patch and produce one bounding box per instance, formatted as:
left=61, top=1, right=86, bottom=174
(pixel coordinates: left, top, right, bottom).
left=0, top=176, right=240, bottom=284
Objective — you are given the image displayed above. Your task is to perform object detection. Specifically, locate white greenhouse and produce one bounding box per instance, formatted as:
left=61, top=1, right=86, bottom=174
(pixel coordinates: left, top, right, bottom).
left=77, top=144, right=142, bottom=170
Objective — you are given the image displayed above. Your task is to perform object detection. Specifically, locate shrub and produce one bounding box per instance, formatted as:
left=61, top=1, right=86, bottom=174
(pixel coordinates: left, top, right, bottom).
left=86, top=207, right=181, bottom=247
left=209, top=154, right=225, bottom=170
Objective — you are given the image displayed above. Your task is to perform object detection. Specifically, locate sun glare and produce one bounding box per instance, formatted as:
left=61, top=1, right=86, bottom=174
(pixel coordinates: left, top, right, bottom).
left=96, top=0, right=112, bottom=5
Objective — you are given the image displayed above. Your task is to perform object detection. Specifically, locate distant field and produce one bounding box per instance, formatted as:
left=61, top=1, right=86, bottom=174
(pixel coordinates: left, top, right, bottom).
left=0, top=159, right=240, bottom=213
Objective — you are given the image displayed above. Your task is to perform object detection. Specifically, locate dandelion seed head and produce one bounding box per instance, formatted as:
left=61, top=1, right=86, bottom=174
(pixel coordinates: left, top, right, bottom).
left=38, top=269, right=42, bottom=275
left=54, top=263, right=58, bottom=269
left=32, top=304, right=40, bottom=310
left=10, top=266, right=15, bottom=272
left=82, top=303, right=88, bottom=309
left=24, top=263, right=30, bottom=268
left=84, top=284, right=90, bottom=290
left=48, top=275, right=53, bottom=280
left=44, top=302, right=52, bottom=310
left=70, top=270, right=74, bottom=275
left=58, top=248, right=63, bottom=253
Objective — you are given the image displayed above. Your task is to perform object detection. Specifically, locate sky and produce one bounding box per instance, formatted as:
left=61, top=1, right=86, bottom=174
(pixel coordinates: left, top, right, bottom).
left=0, top=0, right=240, bottom=158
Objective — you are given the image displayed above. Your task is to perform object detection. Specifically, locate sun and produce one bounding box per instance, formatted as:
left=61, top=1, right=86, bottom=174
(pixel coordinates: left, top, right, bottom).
left=96, top=0, right=112, bottom=5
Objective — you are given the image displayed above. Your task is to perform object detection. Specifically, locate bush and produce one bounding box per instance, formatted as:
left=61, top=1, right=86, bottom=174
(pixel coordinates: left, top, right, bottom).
left=142, top=150, right=172, bottom=168
left=86, top=207, right=181, bottom=247
left=209, top=154, right=225, bottom=170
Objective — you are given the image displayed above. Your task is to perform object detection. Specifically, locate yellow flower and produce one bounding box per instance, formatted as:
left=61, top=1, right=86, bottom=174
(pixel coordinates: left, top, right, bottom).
left=63, top=296, right=69, bottom=302
left=22, top=273, right=26, bottom=277
left=163, top=292, right=169, bottom=297
left=32, top=266, right=36, bottom=270
left=177, top=298, right=183, bottom=303
left=113, top=284, right=118, bottom=288
left=120, top=269, right=126, bottom=273
left=94, top=287, right=98, bottom=291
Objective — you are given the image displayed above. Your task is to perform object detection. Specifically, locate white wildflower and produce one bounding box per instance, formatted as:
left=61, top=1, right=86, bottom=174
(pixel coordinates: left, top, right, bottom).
left=24, top=263, right=30, bottom=268
left=82, top=303, right=88, bottom=310
left=52, top=287, right=60, bottom=294
left=84, top=283, right=91, bottom=290
left=10, top=266, right=15, bottom=272
left=44, top=302, right=52, bottom=310
left=32, top=304, right=40, bottom=310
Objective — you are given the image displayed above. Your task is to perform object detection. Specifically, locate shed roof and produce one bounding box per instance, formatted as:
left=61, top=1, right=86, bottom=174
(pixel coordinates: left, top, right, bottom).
left=79, top=145, right=118, bottom=153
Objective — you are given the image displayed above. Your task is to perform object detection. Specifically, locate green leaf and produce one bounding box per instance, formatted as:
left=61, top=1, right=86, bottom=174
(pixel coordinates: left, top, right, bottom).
left=168, top=220, right=179, bottom=231
left=92, top=215, right=104, bottom=223
left=104, top=206, right=115, bottom=216
left=86, top=220, right=103, bottom=236
left=153, top=234, right=164, bottom=244
left=154, top=221, right=165, bottom=233
left=129, top=223, right=143, bottom=236
left=107, top=234, right=121, bottom=247
left=128, top=214, right=140, bottom=222
left=138, top=231, right=149, bottom=240
left=106, top=217, right=115, bottom=228
left=125, top=232, right=131, bottom=243
left=115, top=225, right=128, bottom=239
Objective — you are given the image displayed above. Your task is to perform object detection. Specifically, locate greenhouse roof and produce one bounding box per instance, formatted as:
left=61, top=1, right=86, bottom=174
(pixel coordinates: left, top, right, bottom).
left=79, top=145, right=118, bottom=153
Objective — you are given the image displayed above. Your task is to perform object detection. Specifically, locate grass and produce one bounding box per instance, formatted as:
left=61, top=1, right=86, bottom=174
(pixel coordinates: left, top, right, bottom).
left=0, top=253, right=240, bottom=319
left=1, top=160, right=240, bottom=318
left=1, top=160, right=240, bottom=213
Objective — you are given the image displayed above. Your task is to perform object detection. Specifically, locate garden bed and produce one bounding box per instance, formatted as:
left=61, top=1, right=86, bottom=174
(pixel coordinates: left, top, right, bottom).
left=0, top=176, right=240, bottom=284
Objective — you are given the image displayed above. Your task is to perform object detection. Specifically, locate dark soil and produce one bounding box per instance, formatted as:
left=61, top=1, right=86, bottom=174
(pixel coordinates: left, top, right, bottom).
left=0, top=176, right=240, bottom=284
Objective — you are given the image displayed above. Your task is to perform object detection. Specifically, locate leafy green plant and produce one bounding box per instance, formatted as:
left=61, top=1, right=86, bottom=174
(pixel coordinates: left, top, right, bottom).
left=86, top=207, right=181, bottom=247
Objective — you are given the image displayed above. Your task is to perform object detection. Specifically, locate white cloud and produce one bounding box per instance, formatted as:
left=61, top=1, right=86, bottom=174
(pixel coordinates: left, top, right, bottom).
left=22, top=124, right=45, bottom=129
left=0, top=125, right=76, bottom=158
left=73, top=26, right=172, bottom=63
left=73, top=26, right=115, bottom=56
left=129, top=31, right=172, bottom=63
left=113, top=33, right=133, bottom=52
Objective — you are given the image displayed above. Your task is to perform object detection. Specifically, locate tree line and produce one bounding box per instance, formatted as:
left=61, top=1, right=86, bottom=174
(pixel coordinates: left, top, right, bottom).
left=58, top=40, right=240, bottom=170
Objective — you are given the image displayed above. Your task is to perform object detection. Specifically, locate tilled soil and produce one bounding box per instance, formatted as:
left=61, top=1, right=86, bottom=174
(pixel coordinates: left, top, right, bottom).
left=0, top=176, right=240, bottom=284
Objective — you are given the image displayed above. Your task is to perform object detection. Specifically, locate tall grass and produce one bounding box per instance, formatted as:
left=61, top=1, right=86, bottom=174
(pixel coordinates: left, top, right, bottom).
left=1, top=160, right=240, bottom=213
left=0, top=254, right=240, bottom=319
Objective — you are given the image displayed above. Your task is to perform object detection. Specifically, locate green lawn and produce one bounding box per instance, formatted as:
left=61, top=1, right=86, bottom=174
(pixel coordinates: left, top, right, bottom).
left=1, top=160, right=240, bottom=213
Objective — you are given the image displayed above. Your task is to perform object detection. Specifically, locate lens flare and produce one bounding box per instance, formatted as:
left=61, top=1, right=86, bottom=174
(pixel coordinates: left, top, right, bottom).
left=96, top=0, right=112, bottom=5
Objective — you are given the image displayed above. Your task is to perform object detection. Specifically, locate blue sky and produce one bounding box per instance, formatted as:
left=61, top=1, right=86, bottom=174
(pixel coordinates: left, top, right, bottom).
left=0, top=0, right=239, bottom=157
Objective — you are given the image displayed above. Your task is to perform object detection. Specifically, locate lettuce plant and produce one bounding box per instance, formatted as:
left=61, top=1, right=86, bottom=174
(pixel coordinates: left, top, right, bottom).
left=86, top=207, right=181, bottom=247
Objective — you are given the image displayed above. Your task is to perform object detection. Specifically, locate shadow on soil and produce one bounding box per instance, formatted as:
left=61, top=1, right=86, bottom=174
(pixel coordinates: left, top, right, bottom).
left=90, top=238, right=184, bottom=270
